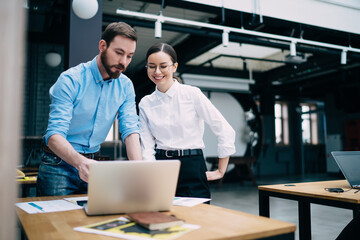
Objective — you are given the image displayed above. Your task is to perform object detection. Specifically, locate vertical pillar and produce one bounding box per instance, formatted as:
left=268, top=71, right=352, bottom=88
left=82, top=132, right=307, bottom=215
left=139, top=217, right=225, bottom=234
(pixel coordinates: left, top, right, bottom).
left=260, top=88, right=274, bottom=146
left=68, top=0, right=103, bottom=68
left=0, top=1, right=26, bottom=239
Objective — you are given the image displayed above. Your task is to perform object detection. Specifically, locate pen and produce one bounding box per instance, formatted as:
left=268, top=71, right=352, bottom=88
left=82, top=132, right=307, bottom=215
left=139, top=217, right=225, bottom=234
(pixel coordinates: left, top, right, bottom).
left=28, top=202, right=44, bottom=212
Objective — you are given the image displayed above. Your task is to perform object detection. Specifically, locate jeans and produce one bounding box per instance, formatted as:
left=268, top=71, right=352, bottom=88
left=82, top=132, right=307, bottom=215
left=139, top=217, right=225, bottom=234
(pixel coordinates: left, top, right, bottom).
left=36, top=151, right=87, bottom=196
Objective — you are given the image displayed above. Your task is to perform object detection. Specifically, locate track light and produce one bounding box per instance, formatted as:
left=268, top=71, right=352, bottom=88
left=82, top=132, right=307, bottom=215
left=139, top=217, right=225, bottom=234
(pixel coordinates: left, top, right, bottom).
left=154, top=12, right=164, bottom=39
left=341, top=50, right=347, bottom=65
left=116, top=9, right=360, bottom=56
left=222, top=30, right=229, bottom=47
left=290, top=42, right=296, bottom=56
left=155, top=19, right=162, bottom=39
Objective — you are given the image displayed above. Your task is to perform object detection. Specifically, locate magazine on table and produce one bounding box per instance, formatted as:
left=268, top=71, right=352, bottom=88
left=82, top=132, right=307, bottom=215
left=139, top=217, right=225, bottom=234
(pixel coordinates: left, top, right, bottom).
left=74, top=216, right=200, bottom=240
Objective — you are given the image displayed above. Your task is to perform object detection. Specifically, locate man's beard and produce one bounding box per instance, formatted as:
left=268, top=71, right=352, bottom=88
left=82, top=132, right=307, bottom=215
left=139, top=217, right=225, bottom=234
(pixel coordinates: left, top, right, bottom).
left=100, top=50, right=126, bottom=79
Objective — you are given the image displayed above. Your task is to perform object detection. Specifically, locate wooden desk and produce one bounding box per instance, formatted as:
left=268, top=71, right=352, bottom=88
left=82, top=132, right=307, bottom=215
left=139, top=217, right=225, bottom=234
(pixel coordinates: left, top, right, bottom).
left=258, top=180, right=360, bottom=240
left=17, top=195, right=296, bottom=240
left=17, top=167, right=38, bottom=197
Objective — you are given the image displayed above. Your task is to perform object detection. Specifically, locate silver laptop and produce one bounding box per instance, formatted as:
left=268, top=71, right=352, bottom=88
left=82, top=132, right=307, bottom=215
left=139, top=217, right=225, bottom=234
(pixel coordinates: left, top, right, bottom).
left=85, top=160, right=180, bottom=215
left=331, top=151, right=360, bottom=189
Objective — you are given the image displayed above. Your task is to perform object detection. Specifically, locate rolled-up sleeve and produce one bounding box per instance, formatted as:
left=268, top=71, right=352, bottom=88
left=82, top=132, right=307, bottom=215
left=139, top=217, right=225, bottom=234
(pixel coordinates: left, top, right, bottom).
left=43, top=74, right=77, bottom=145
left=193, top=88, right=236, bottom=158
left=118, top=81, right=140, bottom=141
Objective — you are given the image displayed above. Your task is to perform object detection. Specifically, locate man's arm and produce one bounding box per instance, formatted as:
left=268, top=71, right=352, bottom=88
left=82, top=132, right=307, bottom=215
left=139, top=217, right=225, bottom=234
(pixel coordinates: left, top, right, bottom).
left=124, top=133, right=142, bottom=160
left=47, top=134, right=97, bottom=182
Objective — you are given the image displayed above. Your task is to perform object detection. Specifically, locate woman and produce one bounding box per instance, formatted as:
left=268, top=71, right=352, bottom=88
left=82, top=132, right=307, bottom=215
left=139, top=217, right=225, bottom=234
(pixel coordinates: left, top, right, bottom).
left=139, top=43, right=236, bottom=199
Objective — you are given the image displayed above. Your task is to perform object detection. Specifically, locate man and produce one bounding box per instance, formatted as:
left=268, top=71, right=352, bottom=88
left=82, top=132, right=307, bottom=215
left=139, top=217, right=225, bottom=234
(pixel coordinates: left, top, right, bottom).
left=37, top=22, right=142, bottom=196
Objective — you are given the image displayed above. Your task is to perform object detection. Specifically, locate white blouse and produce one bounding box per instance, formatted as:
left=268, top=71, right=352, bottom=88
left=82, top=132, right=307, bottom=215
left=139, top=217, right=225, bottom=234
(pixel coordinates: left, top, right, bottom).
left=139, top=80, right=236, bottom=161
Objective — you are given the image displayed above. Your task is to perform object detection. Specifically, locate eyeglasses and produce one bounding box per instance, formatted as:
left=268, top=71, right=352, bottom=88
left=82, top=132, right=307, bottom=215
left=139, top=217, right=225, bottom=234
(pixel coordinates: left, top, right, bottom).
left=145, top=63, right=174, bottom=73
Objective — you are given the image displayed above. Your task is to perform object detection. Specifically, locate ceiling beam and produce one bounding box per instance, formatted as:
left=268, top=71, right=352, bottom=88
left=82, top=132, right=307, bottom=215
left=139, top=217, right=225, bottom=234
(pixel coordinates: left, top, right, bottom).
left=115, top=8, right=360, bottom=55
left=103, top=14, right=360, bottom=62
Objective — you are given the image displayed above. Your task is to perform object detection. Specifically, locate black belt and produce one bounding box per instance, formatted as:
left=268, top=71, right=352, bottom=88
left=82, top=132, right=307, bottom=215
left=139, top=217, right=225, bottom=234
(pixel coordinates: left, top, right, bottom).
left=42, top=143, right=100, bottom=159
left=156, top=149, right=203, bottom=157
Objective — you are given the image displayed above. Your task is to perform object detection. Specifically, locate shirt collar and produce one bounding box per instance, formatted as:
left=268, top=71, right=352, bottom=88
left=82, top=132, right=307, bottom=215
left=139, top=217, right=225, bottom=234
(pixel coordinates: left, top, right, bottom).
left=91, top=55, right=117, bottom=84
left=155, top=80, right=179, bottom=99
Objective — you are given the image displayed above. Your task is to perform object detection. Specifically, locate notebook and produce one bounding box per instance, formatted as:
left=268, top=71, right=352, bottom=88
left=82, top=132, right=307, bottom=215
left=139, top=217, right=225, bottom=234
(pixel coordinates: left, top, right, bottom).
left=331, top=151, right=360, bottom=189
left=85, top=160, right=180, bottom=215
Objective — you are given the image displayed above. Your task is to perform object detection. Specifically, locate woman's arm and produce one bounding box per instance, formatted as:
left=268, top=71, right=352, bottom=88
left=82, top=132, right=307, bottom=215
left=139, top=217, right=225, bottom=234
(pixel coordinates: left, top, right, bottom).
left=206, top=156, right=230, bottom=181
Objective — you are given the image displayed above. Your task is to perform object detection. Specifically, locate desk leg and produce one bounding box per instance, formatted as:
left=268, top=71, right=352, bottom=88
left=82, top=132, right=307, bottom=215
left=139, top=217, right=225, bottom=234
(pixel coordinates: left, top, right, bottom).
left=352, top=206, right=360, bottom=218
left=259, top=190, right=270, bottom=217
left=298, top=201, right=311, bottom=240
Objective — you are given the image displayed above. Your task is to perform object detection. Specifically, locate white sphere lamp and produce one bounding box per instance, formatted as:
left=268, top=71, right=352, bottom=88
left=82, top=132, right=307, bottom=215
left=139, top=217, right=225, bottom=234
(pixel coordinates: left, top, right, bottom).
left=45, top=52, right=62, bottom=68
left=72, top=0, right=99, bottom=20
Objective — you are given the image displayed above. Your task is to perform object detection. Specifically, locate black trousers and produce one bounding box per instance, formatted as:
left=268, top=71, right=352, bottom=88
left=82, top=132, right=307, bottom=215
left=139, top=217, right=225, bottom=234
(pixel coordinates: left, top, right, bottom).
left=155, top=153, right=211, bottom=199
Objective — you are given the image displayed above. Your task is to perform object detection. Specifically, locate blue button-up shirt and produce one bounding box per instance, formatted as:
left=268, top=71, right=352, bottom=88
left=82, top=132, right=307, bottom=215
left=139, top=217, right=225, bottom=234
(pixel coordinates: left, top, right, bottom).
left=44, top=56, right=139, bottom=153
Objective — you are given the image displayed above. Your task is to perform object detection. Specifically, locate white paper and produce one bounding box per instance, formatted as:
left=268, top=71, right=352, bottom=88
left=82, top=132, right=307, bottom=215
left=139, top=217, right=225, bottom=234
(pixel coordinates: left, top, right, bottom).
left=16, top=200, right=83, bottom=214
left=172, top=197, right=211, bottom=207
left=63, top=196, right=88, bottom=206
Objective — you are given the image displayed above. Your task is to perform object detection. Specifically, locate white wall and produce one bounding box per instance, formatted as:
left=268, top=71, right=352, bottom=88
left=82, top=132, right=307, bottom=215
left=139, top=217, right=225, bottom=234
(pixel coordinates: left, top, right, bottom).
left=185, top=0, right=360, bottom=34
left=202, top=92, right=248, bottom=158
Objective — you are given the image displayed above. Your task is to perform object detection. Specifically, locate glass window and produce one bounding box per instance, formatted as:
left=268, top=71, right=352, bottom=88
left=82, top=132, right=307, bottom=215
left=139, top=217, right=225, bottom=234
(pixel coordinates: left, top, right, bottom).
left=300, top=103, right=318, bottom=144
left=274, top=102, right=289, bottom=145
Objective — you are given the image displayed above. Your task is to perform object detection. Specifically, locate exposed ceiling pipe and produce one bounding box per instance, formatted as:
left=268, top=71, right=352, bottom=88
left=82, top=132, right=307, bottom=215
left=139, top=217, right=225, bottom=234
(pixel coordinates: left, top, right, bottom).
left=116, top=9, right=360, bottom=55
left=104, top=14, right=360, bottom=61
left=200, top=54, right=287, bottom=66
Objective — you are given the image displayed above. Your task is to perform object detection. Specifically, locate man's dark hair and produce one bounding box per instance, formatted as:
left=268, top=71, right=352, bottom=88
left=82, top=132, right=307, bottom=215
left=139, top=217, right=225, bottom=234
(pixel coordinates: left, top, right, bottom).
left=102, top=22, right=137, bottom=46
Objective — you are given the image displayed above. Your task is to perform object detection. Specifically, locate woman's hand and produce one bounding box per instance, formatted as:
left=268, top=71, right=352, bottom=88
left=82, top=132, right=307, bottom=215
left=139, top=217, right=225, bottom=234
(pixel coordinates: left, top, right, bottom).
left=206, top=169, right=225, bottom=181
left=206, top=156, right=230, bottom=181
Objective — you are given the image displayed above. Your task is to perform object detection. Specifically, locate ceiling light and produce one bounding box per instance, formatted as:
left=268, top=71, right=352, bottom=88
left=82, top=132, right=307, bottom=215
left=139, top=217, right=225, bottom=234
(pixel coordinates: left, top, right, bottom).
left=290, top=42, right=296, bottom=56
left=222, top=30, right=229, bottom=47
left=341, top=50, right=347, bottom=64
left=72, top=0, right=99, bottom=20
left=181, top=73, right=255, bottom=93
left=155, top=19, right=162, bottom=39
left=45, top=52, right=61, bottom=67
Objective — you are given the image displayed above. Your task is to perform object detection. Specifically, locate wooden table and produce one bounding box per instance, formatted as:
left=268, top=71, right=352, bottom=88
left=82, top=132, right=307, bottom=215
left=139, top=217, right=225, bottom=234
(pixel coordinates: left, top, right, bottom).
left=258, top=180, right=360, bottom=240
left=17, top=195, right=296, bottom=240
left=17, top=167, right=38, bottom=197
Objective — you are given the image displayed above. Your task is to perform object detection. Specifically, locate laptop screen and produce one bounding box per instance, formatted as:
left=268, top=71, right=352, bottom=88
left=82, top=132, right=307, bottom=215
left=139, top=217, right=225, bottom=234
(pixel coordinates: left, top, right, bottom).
left=331, top=151, right=360, bottom=186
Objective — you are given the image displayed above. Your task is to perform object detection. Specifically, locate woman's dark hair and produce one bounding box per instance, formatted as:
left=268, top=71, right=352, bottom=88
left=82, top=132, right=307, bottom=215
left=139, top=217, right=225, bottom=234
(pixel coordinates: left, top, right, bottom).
left=102, top=22, right=137, bottom=47
left=146, top=43, right=177, bottom=63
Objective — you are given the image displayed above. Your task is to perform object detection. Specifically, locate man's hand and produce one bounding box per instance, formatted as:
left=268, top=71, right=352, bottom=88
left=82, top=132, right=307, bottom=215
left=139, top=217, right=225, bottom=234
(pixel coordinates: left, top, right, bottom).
left=76, top=157, right=98, bottom=183
left=48, top=134, right=98, bottom=182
